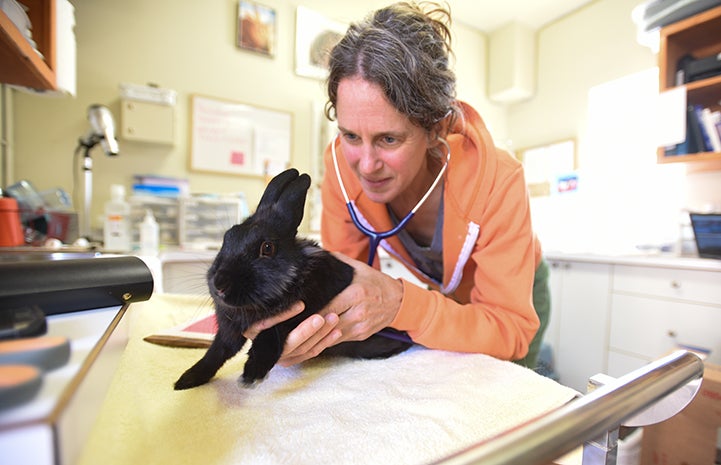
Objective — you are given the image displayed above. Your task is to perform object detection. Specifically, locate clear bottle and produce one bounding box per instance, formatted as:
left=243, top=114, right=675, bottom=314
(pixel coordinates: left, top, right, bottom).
left=103, top=184, right=131, bottom=252
left=139, top=209, right=159, bottom=255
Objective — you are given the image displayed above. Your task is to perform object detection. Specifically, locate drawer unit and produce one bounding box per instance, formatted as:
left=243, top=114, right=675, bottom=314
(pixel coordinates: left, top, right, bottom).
left=178, top=195, right=248, bottom=249
left=544, top=254, right=721, bottom=384
left=610, top=293, right=721, bottom=363
left=613, top=264, right=721, bottom=305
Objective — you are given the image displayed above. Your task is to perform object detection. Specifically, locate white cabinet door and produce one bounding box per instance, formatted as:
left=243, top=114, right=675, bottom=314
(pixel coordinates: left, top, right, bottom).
left=545, top=261, right=565, bottom=353
left=549, top=260, right=612, bottom=392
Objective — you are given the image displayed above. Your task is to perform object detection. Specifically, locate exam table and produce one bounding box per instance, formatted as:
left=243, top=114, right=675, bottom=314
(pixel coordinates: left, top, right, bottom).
left=0, top=257, right=705, bottom=465
left=80, top=294, right=703, bottom=465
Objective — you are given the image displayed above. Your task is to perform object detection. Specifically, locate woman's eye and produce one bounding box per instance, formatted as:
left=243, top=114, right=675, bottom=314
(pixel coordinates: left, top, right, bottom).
left=259, top=241, right=275, bottom=257
left=382, top=136, right=397, bottom=145
left=343, top=133, right=360, bottom=144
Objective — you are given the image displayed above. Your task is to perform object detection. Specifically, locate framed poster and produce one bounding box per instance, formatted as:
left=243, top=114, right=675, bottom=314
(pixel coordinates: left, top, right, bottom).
left=295, top=6, right=346, bottom=79
left=190, top=95, right=292, bottom=177
left=518, top=139, right=577, bottom=197
left=237, top=1, right=276, bottom=57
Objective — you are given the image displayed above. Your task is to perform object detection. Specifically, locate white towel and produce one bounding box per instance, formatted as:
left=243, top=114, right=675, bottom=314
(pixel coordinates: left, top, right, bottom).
left=78, top=294, right=579, bottom=465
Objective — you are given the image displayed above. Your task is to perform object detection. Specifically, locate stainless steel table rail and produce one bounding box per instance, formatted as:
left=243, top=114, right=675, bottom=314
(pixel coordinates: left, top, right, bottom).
left=429, top=350, right=704, bottom=465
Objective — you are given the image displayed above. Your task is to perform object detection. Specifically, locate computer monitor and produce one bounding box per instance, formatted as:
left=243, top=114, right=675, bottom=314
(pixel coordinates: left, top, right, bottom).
left=689, top=212, right=721, bottom=259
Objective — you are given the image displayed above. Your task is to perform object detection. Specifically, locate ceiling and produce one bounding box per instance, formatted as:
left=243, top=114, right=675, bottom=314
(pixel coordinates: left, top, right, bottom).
left=438, top=0, right=596, bottom=32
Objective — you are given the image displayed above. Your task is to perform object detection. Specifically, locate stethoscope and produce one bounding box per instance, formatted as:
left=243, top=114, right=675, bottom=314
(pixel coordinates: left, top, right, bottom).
left=330, top=133, right=451, bottom=267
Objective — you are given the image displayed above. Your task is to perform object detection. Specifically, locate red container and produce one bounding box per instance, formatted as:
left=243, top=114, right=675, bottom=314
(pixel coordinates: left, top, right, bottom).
left=0, top=197, right=25, bottom=246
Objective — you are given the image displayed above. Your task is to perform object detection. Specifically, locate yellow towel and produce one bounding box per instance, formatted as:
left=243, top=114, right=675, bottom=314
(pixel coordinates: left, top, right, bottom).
left=78, top=293, right=579, bottom=465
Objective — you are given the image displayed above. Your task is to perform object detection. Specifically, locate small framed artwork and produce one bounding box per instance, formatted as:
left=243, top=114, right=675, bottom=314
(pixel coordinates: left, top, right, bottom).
left=237, top=1, right=276, bottom=57
left=295, top=6, right=347, bottom=79
left=517, top=139, right=577, bottom=197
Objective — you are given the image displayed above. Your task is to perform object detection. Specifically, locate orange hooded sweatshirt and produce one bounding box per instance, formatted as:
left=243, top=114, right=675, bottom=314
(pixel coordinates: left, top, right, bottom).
left=320, top=102, right=541, bottom=361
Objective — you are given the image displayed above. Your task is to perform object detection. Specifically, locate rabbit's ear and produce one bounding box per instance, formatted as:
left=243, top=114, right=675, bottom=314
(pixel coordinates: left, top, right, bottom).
left=274, top=173, right=311, bottom=230
left=257, top=168, right=300, bottom=211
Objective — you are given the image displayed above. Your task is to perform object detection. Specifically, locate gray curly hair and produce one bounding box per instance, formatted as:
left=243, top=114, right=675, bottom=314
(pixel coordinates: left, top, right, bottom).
left=324, top=2, right=458, bottom=137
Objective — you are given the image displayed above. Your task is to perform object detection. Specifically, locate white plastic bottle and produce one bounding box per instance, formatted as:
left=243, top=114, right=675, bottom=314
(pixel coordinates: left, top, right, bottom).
left=103, top=184, right=131, bottom=252
left=139, top=209, right=159, bottom=255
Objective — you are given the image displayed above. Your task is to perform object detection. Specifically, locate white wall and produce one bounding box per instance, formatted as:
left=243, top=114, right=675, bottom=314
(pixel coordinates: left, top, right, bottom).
left=506, top=0, right=721, bottom=253
left=8, top=0, right=492, bottom=234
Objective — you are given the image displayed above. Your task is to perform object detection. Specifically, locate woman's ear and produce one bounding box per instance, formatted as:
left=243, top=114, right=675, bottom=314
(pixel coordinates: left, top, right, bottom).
left=430, top=110, right=452, bottom=142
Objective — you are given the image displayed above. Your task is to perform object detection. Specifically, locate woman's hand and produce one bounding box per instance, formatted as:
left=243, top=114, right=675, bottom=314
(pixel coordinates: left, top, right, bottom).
left=242, top=300, right=344, bottom=367
left=277, top=253, right=404, bottom=366
left=242, top=301, right=306, bottom=341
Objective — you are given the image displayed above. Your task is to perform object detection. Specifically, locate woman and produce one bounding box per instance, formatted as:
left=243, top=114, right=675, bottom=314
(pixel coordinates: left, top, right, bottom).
left=247, top=1, right=550, bottom=369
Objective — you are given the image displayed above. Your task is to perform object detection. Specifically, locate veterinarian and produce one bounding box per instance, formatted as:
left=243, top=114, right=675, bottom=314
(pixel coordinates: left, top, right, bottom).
left=246, top=1, right=550, bottom=370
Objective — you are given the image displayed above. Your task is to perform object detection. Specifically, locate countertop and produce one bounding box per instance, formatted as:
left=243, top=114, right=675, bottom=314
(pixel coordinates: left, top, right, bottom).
left=544, top=250, right=721, bottom=272
left=2, top=245, right=719, bottom=272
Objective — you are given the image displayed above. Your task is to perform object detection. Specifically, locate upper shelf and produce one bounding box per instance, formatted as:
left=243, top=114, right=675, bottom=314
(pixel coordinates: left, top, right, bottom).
left=657, top=4, right=721, bottom=169
left=0, top=0, right=57, bottom=90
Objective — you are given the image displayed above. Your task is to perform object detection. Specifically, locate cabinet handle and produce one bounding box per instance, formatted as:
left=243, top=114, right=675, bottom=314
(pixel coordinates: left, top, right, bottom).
left=669, top=280, right=681, bottom=289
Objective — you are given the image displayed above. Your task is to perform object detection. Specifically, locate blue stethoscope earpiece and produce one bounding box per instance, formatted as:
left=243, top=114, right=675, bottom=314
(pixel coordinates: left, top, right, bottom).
left=330, top=133, right=451, bottom=266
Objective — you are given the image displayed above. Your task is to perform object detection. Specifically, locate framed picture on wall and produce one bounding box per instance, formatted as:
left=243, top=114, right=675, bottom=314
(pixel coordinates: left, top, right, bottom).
left=518, top=139, right=578, bottom=197
left=237, top=1, right=276, bottom=57
left=294, top=6, right=347, bottom=79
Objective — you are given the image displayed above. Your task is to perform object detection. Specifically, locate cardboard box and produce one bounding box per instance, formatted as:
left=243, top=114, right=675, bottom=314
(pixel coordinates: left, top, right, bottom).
left=641, top=362, right=721, bottom=465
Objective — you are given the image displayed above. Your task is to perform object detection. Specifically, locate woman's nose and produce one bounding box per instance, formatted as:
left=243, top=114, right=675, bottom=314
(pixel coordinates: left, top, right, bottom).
left=358, top=145, right=382, bottom=174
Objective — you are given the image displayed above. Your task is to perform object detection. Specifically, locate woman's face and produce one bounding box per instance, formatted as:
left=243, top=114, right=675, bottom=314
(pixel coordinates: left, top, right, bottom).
left=336, top=76, right=432, bottom=205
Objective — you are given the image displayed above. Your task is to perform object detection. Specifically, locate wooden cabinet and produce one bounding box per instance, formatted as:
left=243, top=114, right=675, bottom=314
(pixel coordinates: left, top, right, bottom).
left=657, top=4, right=721, bottom=169
left=547, top=260, right=612, bottom=392
left=0, top=0, right=57, bottom=90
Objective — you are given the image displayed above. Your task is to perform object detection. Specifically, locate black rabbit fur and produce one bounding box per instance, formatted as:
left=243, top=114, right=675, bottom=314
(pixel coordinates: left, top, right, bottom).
left=174, top=168, right=412, bottom=390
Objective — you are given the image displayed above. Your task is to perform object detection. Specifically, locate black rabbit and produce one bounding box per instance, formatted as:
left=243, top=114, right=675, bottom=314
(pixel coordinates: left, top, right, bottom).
left=174, top=168, right=412, bottom=390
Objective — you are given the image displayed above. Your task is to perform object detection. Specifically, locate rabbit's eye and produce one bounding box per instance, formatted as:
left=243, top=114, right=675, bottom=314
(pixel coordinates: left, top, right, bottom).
left=260, top=241, right=276, bottom=257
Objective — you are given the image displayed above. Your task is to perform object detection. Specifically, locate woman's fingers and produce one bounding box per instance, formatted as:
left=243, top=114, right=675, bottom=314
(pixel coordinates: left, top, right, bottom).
left=242, top=301, right=305, bottom=340
left=242, top=301, right=345, bottom=367
left=278, top=313, right=342, bottom=367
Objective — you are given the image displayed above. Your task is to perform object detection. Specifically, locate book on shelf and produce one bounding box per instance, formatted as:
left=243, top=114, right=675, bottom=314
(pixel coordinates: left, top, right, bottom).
left=690, top=104, right=709, bottom=152
left=700, top=107, right=721, bottom=152
left=665, top=104, right=721, bottom=156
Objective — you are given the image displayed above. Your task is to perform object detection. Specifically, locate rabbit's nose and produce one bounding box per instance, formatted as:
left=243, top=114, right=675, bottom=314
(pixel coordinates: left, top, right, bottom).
left=213, top=272, right=232, bottom=297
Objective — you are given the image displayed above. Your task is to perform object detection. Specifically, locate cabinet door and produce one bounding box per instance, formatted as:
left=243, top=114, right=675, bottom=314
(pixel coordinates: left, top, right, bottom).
left=550, top=261, right=612, bottom=392
left=545, top=261, right=565, bottom=353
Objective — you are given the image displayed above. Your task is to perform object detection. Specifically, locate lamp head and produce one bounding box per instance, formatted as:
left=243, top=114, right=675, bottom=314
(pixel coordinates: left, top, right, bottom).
left=80, top=104, right=119, bottom=156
